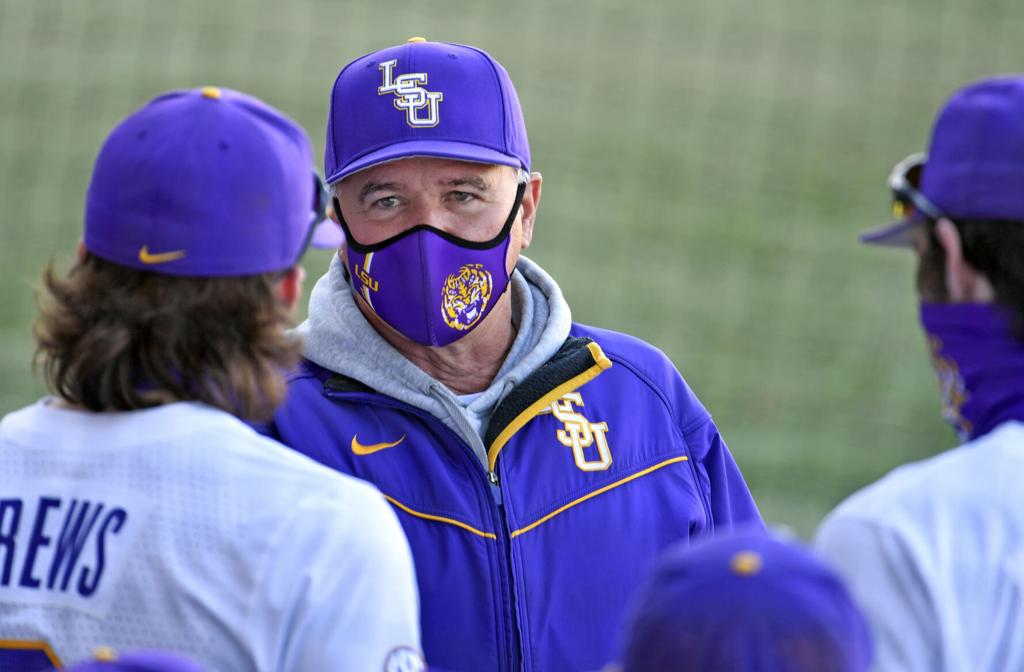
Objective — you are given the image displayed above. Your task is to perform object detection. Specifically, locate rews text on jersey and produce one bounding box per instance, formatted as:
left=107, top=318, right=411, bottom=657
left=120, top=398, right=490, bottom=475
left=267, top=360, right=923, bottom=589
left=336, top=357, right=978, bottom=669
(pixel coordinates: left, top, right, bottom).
left=0, top=497, right=127, bottom=597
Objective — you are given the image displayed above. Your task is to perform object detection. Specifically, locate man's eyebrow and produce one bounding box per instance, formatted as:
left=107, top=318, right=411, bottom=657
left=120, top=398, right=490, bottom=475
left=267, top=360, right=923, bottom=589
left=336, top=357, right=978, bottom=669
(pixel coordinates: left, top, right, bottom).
left=443, top=176, right=490, bottom=190
left=358, top=181, right=402, bottom=204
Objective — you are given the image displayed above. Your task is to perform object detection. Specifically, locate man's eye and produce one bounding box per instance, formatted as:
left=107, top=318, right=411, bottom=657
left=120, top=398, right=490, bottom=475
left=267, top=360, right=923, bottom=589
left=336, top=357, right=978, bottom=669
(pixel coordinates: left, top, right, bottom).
left=449, top=191, right=477, bottom=203
left=372, top=196, right=401, bottom=209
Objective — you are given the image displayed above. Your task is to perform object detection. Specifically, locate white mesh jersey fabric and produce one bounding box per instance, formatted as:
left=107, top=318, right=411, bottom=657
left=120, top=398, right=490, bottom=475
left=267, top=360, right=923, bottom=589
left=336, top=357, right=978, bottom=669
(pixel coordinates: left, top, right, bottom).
left=0, top=399, right=421, bottom=671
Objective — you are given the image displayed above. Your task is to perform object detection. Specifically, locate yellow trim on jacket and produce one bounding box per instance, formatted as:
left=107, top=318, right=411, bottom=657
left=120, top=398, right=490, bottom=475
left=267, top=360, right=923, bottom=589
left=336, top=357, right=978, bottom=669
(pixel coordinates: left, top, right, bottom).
left=511, top=456, right=690, bottom=538
left=486, top=342, right=613, bottom=473
left=383, top=494, right=497, bottom=540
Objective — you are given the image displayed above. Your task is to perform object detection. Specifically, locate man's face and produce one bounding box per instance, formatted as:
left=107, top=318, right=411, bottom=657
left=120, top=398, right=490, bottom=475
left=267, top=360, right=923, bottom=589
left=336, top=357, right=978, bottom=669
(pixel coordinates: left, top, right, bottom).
left=335, top=157, right=534, bottom=274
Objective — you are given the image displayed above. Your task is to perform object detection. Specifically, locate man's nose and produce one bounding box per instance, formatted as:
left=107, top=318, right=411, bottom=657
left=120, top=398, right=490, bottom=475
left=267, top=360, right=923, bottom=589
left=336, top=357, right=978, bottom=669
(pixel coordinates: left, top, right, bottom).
left=406, top=198, right=455, bottom=233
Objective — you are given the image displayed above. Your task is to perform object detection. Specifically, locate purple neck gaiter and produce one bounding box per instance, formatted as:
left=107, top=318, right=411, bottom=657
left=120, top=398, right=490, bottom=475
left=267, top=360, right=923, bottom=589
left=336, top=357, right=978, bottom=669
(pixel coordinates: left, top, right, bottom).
left=335, top=182, right=525, bottom=347
left=920, top=303, right=1024, bottom=443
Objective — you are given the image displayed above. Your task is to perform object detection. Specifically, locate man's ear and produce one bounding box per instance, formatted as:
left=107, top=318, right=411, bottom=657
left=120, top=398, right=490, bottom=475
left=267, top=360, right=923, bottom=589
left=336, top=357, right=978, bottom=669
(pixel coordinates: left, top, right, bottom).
left=77, top=240, right=87, bottom=261
left=518, top=171, right=542, bottom=250
left=934, top=218, right=994, bottom=302
left=277, top=265, right=306, bottom=315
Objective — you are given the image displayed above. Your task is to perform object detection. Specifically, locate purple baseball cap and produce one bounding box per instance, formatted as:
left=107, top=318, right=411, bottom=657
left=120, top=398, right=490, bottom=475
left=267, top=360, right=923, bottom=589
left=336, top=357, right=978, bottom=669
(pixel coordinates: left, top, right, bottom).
left=862, top=75, right=1024, bottom=246
left=325, top=37, right=530, bottom=184
left=85, top=86, right=343, bottom=276
left=56, top=648, right=205, bottom=672
left=618, top=530, right=872, bottom=672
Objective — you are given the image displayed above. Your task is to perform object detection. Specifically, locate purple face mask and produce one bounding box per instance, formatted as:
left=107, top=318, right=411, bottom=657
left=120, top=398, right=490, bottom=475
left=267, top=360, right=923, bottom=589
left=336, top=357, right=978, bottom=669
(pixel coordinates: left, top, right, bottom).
left=920, top=303, right=1024, bottom=442
left=334, top=181, right=526, bottom=347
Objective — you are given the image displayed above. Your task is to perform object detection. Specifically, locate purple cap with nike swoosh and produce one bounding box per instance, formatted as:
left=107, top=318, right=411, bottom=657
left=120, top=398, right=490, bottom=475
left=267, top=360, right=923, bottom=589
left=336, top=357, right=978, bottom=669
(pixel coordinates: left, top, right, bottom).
left=84, top=86, right=342, bottom=277
left=325, top=37, right=530, bottom=184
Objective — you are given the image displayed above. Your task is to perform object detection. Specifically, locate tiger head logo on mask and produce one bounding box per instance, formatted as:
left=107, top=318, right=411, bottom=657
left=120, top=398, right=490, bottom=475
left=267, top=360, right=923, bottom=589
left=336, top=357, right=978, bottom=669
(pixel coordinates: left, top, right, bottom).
left=441, top=264, right=494, bottom=331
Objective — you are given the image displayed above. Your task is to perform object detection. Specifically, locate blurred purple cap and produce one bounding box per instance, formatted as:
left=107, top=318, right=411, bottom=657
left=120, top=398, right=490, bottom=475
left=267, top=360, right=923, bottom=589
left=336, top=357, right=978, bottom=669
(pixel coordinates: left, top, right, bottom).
left=924, top=75, right=1024, bottom=220
left=85, top=86, right=342, bottom=277
left=862, top=75, right=1024, bottom=246
left=619, top=530, right=872, bottom=672
left=325, top=37, right=530, bottom=184
left=58, top=648, right=205, bottom=672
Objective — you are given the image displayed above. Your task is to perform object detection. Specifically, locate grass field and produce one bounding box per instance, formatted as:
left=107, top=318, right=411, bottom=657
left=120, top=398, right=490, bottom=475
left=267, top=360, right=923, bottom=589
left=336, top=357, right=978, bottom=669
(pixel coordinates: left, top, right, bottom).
left=3, top=0, right=1022, bottom=535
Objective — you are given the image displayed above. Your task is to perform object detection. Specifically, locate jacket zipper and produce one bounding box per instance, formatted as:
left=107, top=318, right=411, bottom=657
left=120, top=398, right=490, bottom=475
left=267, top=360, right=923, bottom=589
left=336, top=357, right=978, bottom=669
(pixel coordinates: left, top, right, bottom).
left=492, top=459, right=524, bottom=671
left=323, top=389, right=524, bottom=670
left=424, top=387, right=523, bottom=667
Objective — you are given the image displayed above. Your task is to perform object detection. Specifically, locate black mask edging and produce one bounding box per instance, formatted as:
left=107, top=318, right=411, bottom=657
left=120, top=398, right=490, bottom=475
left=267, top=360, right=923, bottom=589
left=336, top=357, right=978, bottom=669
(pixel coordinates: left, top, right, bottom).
left=333, top=181, right=527, bottom=255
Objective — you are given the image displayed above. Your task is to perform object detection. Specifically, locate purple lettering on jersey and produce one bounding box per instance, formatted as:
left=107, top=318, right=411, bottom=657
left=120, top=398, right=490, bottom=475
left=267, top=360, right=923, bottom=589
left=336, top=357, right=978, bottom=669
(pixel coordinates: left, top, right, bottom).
left=19, top=497, right=61, bottom=589
left=0, top=648, right=59, bottom=670
left=79, top=508, right=127, bottom=597
left=0, top=499, right=22, bottom=585
left=48, top=500, right=105, bottom=592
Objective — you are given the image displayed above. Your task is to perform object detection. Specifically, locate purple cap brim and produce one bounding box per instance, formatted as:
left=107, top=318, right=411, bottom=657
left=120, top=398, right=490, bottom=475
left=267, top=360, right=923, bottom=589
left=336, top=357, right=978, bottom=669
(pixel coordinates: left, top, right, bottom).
left=858, top=218, right=918, bottom=247
left=310, top=218, right=344, bottom=249
left=329, top=140, right=522, bottom=184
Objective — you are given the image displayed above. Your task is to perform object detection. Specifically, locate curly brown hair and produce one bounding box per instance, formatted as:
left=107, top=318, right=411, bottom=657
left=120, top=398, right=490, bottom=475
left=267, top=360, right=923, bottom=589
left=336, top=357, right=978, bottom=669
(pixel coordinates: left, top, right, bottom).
left=34, top=253, right=300, bottom=421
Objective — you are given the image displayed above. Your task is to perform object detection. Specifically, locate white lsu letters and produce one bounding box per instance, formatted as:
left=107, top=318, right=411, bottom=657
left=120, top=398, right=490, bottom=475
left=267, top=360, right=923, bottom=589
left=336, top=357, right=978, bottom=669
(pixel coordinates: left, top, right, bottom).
left=377, top=59, right=444, bottom=128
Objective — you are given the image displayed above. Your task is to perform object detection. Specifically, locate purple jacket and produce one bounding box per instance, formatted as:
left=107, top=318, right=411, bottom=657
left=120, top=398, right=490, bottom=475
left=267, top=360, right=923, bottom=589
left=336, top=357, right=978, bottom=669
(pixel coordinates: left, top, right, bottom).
left=263, top=323, right=762, bottom=671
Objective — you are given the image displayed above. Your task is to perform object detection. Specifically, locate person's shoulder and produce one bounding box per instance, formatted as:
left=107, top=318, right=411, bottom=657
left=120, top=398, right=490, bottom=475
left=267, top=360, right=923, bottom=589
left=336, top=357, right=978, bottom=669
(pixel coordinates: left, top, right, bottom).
left=0, top=399, right=46, bottom=432
left=206, top=408, right=372, bottom=486
left=826, top=447, right=961, bottom=525
left=267, top=460, right=406, bottom=569
left=969, top=419, right=1024, bottom=463
left=569, top=322, right=710, bottom=421
left=2, top=398, right=232, bottom=448
left=142, top=403, right=373, bottom=503
left=282, top=358, right=335, bottom=387
left=823, top=422, right=1024, bottom=530
left=818, top=422, right=1024, bottom=603
left=569, top=322, right=681, bottom=380
left=279, top=464, right=393, bottom=532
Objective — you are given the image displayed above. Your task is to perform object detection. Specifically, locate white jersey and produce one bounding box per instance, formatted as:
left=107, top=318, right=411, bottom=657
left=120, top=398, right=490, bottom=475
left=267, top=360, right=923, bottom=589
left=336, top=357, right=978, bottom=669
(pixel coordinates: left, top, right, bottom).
left=815, top=421, right=1024, bottom=672
left=0, top=399, right=423, bottom=672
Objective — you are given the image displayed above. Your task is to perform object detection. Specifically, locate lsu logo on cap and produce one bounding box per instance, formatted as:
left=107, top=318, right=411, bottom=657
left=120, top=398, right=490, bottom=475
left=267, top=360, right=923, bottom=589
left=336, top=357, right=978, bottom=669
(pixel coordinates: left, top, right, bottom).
left=378, top=59, right=444, bottom=127
left=441, top=263, right=492, bottom=331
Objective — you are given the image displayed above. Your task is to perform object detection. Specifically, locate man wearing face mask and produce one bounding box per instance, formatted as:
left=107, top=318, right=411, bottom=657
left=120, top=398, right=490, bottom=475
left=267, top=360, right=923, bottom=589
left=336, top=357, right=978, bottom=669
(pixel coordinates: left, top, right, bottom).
left=262, top=38, right=762, bottom=672
left=815, top=76, right=1024, bottom=672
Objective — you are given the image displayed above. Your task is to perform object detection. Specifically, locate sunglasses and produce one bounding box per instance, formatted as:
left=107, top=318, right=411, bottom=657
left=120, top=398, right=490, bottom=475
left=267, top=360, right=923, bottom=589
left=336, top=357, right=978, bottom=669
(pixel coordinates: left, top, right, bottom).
left=888, top=152, right=944, bottom=221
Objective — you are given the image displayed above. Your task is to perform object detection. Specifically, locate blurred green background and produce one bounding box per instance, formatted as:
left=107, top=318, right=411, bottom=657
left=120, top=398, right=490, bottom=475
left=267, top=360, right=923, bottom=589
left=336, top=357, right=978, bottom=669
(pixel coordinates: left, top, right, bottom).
left=3, top=0, right=1021, bottom=535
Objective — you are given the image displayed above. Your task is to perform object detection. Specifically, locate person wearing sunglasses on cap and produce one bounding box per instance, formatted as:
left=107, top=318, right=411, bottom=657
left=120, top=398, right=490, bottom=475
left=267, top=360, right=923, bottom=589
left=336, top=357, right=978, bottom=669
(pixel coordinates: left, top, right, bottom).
left=260, top=38, right=763, bottom=671
left=815, top=75, right=1024, bottom=672
left=0, top=87, right=422, bottom=671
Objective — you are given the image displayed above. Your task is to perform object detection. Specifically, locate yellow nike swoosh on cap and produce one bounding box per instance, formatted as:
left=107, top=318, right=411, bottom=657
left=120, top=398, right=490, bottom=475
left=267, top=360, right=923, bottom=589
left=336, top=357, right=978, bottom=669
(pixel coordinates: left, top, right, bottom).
left=138, top=245, right=186, bottom=264
left=351, top=434, right=406, bottom=455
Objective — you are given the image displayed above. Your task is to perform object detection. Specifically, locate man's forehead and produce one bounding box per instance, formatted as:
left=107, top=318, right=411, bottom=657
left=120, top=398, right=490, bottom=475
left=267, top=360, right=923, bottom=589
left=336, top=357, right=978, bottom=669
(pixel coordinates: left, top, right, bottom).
left=341, top=156, right=512, bottom=186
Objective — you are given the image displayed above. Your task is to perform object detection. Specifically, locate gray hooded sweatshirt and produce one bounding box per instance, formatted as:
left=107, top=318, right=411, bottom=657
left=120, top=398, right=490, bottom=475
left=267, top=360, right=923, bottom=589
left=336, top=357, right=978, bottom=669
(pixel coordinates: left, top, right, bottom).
left=296, top=254, right=572, bottom=468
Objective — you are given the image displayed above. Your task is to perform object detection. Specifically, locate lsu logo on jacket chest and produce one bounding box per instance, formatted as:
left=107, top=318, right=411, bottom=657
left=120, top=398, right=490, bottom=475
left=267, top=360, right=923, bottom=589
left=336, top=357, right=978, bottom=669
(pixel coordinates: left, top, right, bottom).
left=538, top=392, right=612, bottom=472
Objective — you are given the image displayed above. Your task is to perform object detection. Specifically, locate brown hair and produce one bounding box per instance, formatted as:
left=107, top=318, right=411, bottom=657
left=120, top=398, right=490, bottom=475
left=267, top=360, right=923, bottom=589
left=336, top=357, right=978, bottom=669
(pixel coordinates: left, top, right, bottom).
left=918, top=218, right=1024, bottom=339
left=34, top=253, right=300, bottom=421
